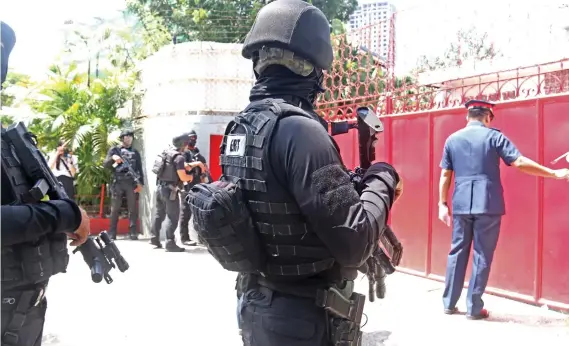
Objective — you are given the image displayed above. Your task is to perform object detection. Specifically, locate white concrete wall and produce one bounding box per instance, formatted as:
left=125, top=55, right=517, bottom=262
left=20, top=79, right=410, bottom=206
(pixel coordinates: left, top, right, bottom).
left=136, top=41, right=255, bottom=236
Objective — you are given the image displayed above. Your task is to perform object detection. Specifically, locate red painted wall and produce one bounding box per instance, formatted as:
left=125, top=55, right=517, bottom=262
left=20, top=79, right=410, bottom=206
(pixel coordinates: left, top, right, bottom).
left=207, top=95, right=569, bottom=310
left=209, top=134, right=224, bottom=181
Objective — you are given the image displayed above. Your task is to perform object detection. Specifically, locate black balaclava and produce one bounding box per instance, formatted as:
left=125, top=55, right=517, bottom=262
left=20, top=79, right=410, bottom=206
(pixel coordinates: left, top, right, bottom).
left=249, top=63, right=325, bottom=109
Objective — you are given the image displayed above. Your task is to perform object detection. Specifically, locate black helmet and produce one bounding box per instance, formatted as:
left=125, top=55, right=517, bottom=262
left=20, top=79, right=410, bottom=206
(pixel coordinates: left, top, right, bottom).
left=1, top=21, right=16, bottom=87
left=187, top=129, right=197, bottom=138
left=172, top=133, right=190, bottom=148
left=242, top=0, right=333, bottom=74
left=119, top=128, right=135, bottom=139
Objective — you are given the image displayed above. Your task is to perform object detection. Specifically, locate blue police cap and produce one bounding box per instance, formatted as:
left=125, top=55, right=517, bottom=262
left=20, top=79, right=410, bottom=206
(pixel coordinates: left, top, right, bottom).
left=465, top=99, right=495, bottom=118
left=464, top=99, right=495, bottom=110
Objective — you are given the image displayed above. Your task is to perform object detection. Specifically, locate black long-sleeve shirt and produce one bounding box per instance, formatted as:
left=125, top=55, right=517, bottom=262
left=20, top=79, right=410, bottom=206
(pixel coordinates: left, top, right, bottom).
left=1, top=199, right=82, bottom=247
left=269, top=112, right=394, bottom=268
left=103, top=146, right=145, bottom=185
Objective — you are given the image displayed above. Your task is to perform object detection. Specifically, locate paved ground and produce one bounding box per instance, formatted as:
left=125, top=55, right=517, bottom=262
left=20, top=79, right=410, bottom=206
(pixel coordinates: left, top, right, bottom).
left=43, top=239, right=568, bottom=346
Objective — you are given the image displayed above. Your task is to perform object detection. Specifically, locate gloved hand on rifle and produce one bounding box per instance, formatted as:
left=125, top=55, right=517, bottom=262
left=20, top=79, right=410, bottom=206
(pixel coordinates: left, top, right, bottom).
left=362, top=162, right=402, bottom=206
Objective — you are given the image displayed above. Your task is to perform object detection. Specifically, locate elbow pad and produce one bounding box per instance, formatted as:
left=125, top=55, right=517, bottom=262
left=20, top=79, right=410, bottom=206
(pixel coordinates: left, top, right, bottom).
left=362, top=162, right=399, bottom=209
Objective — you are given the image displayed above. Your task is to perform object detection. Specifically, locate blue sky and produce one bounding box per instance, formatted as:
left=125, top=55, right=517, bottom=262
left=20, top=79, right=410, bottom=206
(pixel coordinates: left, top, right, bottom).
left=1, top=0, right=567, bottom=77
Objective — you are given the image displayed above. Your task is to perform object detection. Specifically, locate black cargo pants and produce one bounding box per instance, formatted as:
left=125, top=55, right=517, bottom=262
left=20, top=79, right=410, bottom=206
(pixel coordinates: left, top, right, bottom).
left=239, top=286, right=329, bottom=346
left=178, top=190, right=192, bottom=242
left=109, top=178, right=138, bottom=237
left=1, top=286, right=48, bottom=346
left=150, top=185, right=180, bottom=242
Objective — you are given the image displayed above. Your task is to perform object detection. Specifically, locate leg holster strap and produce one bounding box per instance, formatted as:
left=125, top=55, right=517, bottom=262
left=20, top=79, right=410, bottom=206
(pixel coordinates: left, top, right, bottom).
left=315, top=288, right=365, bottom=323
left=2, top=287, right=45, bottom=346
left=315, top=288, right=365, bottom=346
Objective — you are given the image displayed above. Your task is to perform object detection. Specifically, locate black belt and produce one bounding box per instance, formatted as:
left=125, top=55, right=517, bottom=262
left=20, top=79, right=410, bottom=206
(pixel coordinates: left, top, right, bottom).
left=1, top=286, right=46, bottom=346
left=255, top=276, right=364, bottom=323
left=256, top=276, right=324, bottom=299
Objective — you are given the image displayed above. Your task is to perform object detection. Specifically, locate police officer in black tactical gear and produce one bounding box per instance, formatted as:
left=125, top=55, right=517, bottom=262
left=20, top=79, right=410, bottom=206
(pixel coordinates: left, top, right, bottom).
left=150, top=132, right=205, bottom=252
left=1, top=21, right=91, bottom=346
left=223, top=1, right=402, bottom=345
left=103, top=129, right=144, bottom=240
left=179, top=129, right=208, bottom=246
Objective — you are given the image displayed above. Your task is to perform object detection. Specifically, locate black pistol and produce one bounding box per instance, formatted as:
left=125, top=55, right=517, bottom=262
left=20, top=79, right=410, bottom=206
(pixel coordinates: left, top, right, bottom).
left=73, top=231, right=130, bottom=284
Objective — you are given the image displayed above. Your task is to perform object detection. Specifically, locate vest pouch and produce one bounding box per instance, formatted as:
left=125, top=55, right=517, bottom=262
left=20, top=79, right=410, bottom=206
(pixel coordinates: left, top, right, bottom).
left=188, top=181, right=266, bottom=274
left=151, top=152, right=166, bottom=175
left=19, top=239, right=54, bottom=283
left=158, top=149, right=181, bottom=183
left=1, top=248, right=24, bottom=285
left=49, top=233, right=69, bottom=275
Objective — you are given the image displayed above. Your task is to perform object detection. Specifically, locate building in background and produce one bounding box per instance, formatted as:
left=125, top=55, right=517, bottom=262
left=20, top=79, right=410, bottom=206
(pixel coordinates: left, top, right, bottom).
left=348, top=0, right=396, bottom=59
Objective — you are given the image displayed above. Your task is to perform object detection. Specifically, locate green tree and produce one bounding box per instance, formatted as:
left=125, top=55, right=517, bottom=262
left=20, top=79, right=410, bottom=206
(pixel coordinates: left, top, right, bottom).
left=416, top=26, right=502, bottom=73
left=1, top=72, right=32, bottom=108
left=127, top=0, right=358, bottom=44
left=26, top=63, right=134, bottom=198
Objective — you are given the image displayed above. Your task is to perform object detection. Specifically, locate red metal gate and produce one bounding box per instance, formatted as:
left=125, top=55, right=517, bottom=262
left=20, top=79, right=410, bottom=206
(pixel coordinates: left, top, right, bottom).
left=323, top=51, right=569, bottom=311
left=333, top=94, right=569, bottom=311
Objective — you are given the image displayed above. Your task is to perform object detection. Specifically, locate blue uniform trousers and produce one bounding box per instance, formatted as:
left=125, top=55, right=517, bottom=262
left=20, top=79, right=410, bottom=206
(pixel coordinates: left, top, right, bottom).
left=239, top=287, right=329, bottom=346
left=442, top=214, right=501, bottom=315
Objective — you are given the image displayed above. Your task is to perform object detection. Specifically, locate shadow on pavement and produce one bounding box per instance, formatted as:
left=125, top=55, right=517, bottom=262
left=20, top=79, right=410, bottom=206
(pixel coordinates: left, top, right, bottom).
left=484, top=312, right=568, bottom=327
left=362, top=330, right=392, bottom=346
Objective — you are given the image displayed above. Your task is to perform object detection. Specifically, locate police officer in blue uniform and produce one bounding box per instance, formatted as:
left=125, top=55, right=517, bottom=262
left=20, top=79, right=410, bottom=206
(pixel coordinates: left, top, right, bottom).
left=438, top=99, right=569, bottom=320
left=214, top=1, right=402, bottom=345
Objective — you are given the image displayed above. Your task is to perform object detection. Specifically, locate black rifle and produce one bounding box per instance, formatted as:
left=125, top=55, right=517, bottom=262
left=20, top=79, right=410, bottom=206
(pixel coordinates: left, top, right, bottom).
left=330, top=107, right=403, bottom=302
left=72, top=231, right=129, bottom=284
left=112, top=147, right=142, bottom=185
left=4, top=122, right=129, bottom=283
left=188, top=148, right=212, bottom=185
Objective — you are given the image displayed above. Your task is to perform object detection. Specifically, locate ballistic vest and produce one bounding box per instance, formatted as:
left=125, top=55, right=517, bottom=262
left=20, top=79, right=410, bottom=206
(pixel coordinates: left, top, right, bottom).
left=1, top=128, right=69, bottom=290
left=115, top=147, right=137, bottom=181
left=220, top=99, right=335, bottom=280
left=158, top=147, right=182, bottom=184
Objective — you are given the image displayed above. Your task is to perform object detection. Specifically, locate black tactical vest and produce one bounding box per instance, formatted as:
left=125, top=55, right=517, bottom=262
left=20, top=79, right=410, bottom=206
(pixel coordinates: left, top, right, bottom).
left=1, top=129, right=69, bottom=290
left=220, top=99, right=335, bottom=280
left=158, top=147, right=181, bottom=184
left=115, top=147, right=137, bottom=181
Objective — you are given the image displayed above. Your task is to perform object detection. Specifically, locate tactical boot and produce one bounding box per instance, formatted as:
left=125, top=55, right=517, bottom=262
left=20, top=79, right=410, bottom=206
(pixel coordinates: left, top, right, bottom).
left=165, top=240, right=185, bottom=252
left=149, top=237, right=162, bottom=249
left=129, top=233, right=139, bottom=240
left=182, top=239, right=197, bottom=246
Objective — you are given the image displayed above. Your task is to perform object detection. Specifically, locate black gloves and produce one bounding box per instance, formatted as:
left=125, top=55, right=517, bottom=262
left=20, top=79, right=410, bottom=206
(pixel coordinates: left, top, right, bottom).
left=362, top=162, right=400, bottom=209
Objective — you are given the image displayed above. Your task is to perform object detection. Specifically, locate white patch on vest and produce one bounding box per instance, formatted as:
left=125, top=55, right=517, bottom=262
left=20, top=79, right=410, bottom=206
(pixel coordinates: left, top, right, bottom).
left=225, top=135, right=246, bottom=156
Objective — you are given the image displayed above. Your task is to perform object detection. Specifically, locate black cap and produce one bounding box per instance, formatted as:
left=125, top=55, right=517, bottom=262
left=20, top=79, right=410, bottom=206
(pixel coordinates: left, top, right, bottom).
left=242, top=0, right=333, bottom=70
left=187, top=130, right=197, bottom=138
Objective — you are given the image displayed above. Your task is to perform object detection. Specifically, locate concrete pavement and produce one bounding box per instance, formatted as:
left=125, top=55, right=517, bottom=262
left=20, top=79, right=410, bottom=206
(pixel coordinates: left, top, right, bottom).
left=42, top=240, right=568, bottom=346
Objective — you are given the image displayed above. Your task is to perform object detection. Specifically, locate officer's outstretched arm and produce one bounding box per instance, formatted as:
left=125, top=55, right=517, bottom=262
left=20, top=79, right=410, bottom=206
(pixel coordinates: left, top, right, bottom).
left=1, top=200, right=82, bottom=246
left=270, top=116, right=396, bottom=268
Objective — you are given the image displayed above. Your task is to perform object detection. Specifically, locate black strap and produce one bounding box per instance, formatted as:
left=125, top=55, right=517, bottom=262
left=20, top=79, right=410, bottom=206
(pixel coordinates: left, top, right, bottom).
left=2, top=289, right=43, bottom=346
left=59, top=157, right=73, bottom=176
left=266, top=258, right=335, bottom=276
